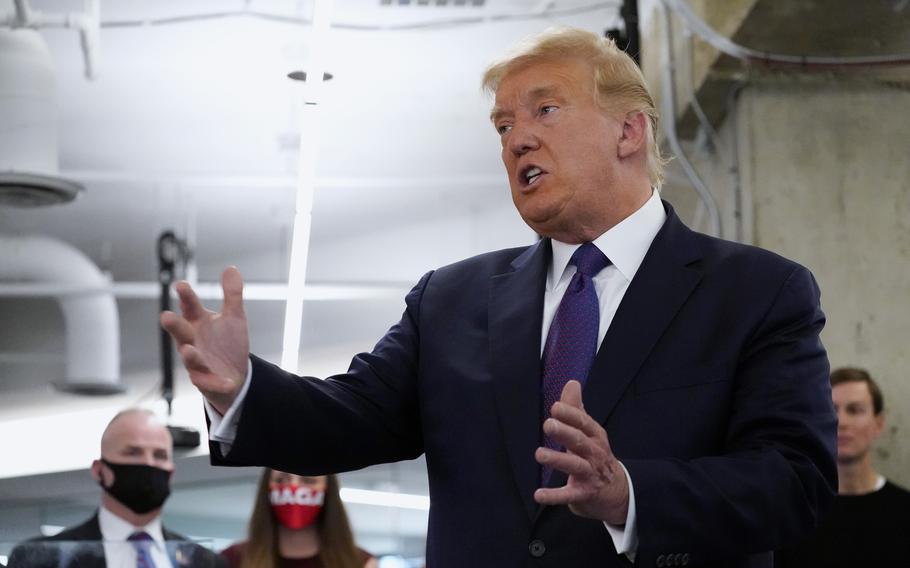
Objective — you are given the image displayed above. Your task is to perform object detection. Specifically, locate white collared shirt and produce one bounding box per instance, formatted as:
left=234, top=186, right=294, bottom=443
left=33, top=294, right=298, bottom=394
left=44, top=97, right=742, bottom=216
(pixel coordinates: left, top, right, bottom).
left=98, top=505, right=174, bottom=568
left=542, top=188, right=666, bottom=353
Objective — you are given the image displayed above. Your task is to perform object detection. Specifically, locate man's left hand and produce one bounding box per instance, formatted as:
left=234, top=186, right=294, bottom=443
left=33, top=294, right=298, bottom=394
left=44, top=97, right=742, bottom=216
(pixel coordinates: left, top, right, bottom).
left=533, top=380, right=630, bottom=526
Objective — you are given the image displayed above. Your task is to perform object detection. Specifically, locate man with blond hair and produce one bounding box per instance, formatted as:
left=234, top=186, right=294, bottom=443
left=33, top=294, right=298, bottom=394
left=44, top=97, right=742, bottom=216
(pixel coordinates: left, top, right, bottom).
left=9, top=409, right=222, bottom=568
left=162, top=27, right=835, bottom=567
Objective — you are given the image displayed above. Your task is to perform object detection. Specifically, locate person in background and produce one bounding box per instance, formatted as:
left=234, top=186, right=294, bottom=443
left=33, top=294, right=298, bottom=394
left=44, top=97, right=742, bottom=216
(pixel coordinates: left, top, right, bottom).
left=776, top=367, right=910, bottom=567
left=221, top=469, right=376, bottom=568
left=8, top=408, right=223, bottom=568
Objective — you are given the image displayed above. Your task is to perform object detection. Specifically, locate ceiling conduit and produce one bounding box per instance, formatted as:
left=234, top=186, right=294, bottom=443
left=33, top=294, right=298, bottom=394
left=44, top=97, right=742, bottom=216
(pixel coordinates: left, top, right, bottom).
left=0, top=27, right=83, bottom=206
left=0, top=235, right=123, bottom=394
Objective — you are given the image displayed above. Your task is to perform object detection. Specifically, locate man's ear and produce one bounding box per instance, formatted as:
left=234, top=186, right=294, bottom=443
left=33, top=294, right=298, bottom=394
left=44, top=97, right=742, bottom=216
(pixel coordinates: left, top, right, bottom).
left=91, top=459, right=105, bottom=485
left=874, top=412, right=886, bottom=438
left=617, top=110, right=648, bottom=159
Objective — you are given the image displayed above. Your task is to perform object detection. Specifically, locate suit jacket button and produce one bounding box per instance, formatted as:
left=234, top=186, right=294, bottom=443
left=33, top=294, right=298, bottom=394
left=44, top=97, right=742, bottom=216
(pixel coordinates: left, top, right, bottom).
left=656, top=554, right=666, bottom=567
left=681, top=553, right=690, bottom=566
left=528, top=539, right=546, bottom=558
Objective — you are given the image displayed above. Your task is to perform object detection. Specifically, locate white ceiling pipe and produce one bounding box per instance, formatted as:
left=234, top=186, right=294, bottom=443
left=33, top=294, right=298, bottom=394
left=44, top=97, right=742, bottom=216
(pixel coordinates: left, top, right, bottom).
left=3, top=0, right=100, bottom=80
left=0, top=235, right=121, bottom=394
left=0, top=28, right=56, bottom=174
left=0, top=280, right=410, bottom=301
left=0, top=28, right=83, bottom=206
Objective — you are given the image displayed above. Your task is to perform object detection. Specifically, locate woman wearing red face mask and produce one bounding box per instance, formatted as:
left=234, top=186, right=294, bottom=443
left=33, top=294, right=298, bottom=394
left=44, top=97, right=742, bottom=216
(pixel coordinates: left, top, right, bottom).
left=221, top=469, right=377, bottom=568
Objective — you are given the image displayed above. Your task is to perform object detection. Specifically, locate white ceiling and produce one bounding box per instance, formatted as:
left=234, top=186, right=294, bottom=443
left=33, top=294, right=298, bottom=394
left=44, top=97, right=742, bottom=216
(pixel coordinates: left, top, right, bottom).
left=0, top=0, right=622, bottom=557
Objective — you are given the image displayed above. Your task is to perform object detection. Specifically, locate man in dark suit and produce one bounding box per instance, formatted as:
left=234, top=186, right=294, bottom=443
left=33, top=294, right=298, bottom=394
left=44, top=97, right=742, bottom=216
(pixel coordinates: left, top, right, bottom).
left=8, top=409, right=222, bottom=568
left=160, top=27, right=836, bottom=567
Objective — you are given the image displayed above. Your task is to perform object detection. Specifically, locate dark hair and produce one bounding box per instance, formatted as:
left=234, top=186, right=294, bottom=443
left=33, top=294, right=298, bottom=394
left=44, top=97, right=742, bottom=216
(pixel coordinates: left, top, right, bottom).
left=831, top=367, right=884, bottom=415
left=240, top=469, right=363, bottom=568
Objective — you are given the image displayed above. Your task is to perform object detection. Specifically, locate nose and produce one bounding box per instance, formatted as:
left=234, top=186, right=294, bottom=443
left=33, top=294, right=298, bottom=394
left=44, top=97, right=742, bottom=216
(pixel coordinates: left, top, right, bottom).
left=507, top=122, right=540, bottom=156
left=836, top=409, right=849, bottom=428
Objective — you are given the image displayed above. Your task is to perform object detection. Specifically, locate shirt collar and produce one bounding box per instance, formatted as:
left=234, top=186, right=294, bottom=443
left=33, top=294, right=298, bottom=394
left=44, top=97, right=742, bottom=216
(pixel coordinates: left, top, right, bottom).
left=98, top=504, right=166, bottom=549
left=548, top=189, right=666, bottom=288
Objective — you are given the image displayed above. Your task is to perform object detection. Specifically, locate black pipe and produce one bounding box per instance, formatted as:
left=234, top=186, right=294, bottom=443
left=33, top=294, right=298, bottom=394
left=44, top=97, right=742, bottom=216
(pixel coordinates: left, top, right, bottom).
left=606, top=0, right=641, bottom=65
left=157, top=230, right=180, bottom=416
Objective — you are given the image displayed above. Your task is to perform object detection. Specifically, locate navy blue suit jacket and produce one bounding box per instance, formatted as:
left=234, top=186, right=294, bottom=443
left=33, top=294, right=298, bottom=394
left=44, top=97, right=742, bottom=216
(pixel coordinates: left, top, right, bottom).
left=212, top=202, right=837, bottom=567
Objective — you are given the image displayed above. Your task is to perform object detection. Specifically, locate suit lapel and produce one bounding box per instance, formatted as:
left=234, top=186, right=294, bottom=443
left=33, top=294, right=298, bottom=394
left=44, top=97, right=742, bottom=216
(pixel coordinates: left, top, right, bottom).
left=582, top=203, right=704, bottom=435
left=69, top=515, right=105, bottom=568
left=489, top=239, right=550, bottom=521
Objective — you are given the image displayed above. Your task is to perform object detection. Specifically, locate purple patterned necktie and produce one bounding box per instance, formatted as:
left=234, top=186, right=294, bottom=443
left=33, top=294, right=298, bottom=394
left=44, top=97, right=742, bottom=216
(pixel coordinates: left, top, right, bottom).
left=541, top=242, right=610, bottom=482
left=128, top=531, right=155, bottom=568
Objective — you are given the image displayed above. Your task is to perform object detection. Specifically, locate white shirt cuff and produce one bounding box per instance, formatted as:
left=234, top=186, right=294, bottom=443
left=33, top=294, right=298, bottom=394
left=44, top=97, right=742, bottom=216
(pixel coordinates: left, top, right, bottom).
left=204, top=360, right=253, bottom=455
left=603, top=461, right=638, bottom=561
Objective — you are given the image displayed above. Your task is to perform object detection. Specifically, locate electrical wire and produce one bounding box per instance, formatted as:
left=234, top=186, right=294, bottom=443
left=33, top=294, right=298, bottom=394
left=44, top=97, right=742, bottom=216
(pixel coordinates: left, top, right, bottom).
left=660, top=0, right=910, bottom=70
left=97, top=2, right=620, bottom=31
left=659, top=1, right=721, bottom=237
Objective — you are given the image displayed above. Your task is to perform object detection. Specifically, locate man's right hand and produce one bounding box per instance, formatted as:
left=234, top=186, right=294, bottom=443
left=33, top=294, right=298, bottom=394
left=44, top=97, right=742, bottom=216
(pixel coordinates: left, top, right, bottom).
left=159, top=266, right=250, bottom=415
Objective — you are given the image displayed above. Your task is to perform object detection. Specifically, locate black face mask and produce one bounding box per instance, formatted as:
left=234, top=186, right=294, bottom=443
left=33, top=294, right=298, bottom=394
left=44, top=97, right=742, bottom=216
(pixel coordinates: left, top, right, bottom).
left=99, top=458, right=172, bottom=514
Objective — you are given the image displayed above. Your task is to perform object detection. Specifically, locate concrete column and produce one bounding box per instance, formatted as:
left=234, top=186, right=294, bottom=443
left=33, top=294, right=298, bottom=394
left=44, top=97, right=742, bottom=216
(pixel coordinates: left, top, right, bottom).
left=644, top=1, right=910, bottom=484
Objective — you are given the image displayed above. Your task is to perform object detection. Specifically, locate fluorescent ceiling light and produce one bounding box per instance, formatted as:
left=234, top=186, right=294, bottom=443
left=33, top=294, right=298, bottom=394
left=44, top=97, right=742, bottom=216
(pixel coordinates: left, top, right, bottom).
left=340, top=488, right=430, bottom=511
left=40, top=525, right=66, bottom=537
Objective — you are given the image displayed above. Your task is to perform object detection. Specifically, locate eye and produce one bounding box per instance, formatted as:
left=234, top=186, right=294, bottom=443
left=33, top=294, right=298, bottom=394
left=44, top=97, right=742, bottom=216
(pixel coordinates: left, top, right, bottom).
left=539, top=105, right=558, bottom=115
left=496, top=123, right=512, bottom=135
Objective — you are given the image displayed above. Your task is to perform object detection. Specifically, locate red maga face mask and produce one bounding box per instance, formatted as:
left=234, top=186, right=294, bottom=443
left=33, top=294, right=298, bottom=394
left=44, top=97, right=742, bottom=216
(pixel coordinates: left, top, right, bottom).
left=270, top=483, right=325, bottom=530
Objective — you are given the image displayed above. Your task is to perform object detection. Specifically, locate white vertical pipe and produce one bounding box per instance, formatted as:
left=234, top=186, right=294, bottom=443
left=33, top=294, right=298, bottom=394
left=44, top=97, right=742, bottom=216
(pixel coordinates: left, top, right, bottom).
left=0, top=235, right=120, bottom=389
left=280, top=0, right=335, bottom=373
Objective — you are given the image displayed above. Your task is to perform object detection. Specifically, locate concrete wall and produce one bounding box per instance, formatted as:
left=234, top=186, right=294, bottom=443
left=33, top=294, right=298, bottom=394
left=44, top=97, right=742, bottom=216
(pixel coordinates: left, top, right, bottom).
left=665, top=78, right=910, bottom=485
left=744, top=81, right=910, bottom=484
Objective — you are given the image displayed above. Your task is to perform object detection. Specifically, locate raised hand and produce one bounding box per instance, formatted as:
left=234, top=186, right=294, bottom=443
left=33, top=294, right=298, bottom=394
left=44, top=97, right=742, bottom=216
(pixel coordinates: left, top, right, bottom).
left=159, top=266, right=250, bottom=415
left=533, top=380, right=630, bottom=526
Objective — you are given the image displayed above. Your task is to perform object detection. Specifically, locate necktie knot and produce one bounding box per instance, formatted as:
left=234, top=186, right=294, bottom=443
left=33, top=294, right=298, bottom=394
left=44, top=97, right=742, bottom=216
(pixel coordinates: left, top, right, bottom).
left=571, top=242, right=610, bottom=277
left=128, top=531, right=153, bottom=544
left=128, top=531, right=155, bottom=568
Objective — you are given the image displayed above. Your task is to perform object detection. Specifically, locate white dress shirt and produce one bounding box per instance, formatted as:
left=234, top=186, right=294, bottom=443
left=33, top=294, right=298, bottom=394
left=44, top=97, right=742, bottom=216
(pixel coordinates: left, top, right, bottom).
left=98, top=505, right=173, bottom=568
left=208, top=189, right=667, bottom=559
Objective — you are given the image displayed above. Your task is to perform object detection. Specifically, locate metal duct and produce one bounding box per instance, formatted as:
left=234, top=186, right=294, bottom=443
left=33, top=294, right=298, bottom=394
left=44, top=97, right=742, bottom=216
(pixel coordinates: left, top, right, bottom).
left=0, top=28, right=83, bottom=207
left=0, top=235, right=122, bottom=394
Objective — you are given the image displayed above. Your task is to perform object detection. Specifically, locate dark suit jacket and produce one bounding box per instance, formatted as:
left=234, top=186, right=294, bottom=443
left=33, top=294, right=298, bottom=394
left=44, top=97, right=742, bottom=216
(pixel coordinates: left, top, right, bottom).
left=7, top=513, right=224, bottom=568
left=212, top=202, right=837, bottom=568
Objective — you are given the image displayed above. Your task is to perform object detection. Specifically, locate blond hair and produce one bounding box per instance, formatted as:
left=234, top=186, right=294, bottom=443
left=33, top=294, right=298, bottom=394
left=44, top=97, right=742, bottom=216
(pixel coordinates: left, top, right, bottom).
left=482, top=26, right=667, bottom=186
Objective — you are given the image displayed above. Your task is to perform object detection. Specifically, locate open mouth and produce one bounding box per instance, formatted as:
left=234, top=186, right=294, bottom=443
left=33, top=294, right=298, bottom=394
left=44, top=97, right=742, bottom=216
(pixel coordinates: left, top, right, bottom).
left=519, top=165, right=546, bottom=189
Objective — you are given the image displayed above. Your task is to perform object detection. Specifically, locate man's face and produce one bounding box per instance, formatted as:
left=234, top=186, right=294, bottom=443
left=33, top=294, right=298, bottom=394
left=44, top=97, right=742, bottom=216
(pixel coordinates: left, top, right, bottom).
left=832, top=381, right=884, bottom=464
left=492, top=58, right=625, bottom=242
left=95, top=412, right=174, bottom=485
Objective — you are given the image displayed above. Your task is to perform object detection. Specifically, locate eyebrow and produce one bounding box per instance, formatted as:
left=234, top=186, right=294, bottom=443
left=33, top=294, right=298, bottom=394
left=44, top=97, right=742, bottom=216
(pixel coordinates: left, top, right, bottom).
left=490, top=85, right=563, bottom=123
left=122, top=444, right=170, bottom=455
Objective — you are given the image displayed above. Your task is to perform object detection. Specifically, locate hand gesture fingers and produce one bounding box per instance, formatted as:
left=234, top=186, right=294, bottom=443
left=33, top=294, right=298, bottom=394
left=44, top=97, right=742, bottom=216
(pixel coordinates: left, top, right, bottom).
left=160, top=310, right=196, bottom=347
left=158, top=267, right=251, bottom=415
left=175, top=279, right=208, bottom=322
left=534, top=380, right=629, bottom=525
left=221, top=266, right=245, bottom=318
